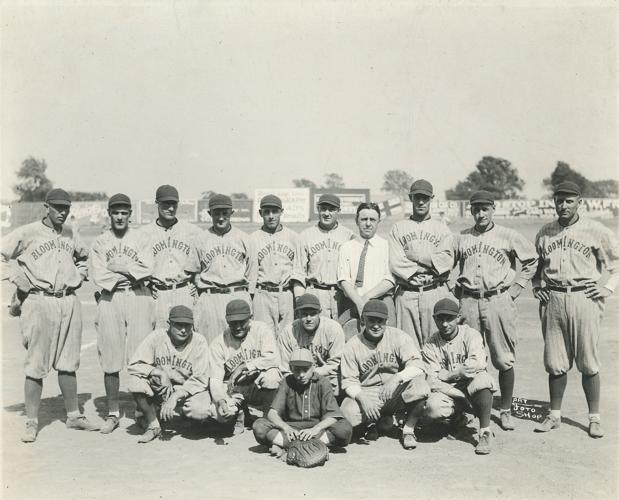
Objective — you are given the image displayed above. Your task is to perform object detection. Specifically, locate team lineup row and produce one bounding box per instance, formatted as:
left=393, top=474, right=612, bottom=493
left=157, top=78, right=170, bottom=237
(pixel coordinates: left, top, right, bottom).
left=2, top=180, right=618, bottom=456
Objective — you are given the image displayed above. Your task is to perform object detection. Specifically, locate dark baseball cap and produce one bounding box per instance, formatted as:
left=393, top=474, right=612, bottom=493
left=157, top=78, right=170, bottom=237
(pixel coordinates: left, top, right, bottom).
left=362, top=299, right=388, bottom=319
left=289, top=348, right=314, bottom=368
left=45, top=188, right=71, bottom=206
left=553, top=181, right=581, bottom=196
left=433, top=298, right=459, bottom=317
left=169, top=305, right=194, bottom=324
left=410, top=179, right=433, bottom=196
left=156, top=185, right=179, bottom=202
left=260, top=194, right=283, bottom=209
left=226, top=299, right=252, bottom=321
left=209, top=194, right=233, bottom=210
left=295, top=293, right=321, bottom=311
left=317, top=193, right=341, bottom=208
left=470, top=190, right=495, bottom=205
left=108, top=193, right=132, bottom=209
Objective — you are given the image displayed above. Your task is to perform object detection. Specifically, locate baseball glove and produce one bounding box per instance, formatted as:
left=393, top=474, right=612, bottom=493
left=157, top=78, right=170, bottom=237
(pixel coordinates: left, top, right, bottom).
left=229, top=363, right=260, bottom=386
left=286, top=438, right=329, bottom=468
left=8, top=289, right=28, bottom=317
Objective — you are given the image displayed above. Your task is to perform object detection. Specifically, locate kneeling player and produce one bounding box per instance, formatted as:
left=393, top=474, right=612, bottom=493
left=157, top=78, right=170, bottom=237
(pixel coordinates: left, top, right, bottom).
left=340, top=300, right=429, bottom=450
left=252, top=348, right=353, bottom=457
left=127, top=305, right=209, bottom=443
left=421, top=298, right=496, bottom=455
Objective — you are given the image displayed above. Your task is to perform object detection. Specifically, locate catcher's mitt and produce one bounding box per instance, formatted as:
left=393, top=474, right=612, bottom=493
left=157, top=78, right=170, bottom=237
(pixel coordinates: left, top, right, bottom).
left=229, top=363, right=260, bottom=386
left=286, top=438, right=329, bottom=468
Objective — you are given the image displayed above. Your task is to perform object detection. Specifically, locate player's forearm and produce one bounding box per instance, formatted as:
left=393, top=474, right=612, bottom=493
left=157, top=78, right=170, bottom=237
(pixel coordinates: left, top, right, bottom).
left=397, top=364, right=424, bottom=383
left=516, top=256, right=538, bottom=285
left=266, top=409, right=289, bottom=430
left=344, top=384, right=362, bottom=399
left=339, top=281, right=361, bottom=303
left=363, top=279, right=394, bottom=301
left=315, top=417, right=337, bottom=432
left=209, top=379, right=228, bottom=401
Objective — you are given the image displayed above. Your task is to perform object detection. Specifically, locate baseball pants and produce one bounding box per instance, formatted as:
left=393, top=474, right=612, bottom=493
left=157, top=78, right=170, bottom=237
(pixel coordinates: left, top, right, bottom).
left=20, top=293, right=82, bottom=379
left=540, top=290, right=605, bottom=376
left=423, top=372, right=496, bottom=420
left=305, top=286, right=344, bottom=320
left=252, top=289, right=294, bottom=337
left=252, top=418, right=353, bottom=448
left=153, top=286, right=195, bottom=329
left=195, top=290, right=251, bottom=343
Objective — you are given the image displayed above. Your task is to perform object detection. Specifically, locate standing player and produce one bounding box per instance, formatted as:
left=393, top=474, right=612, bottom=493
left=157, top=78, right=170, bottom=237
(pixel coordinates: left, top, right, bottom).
left=89, top=193, right=155, bottom=434
left=141, top=185, right=200, bottom=328
left=430, top=190, right=538, bottom=431
left=532, top=182, right=619, bottom=438
left=292, top=193, right=353, bottom=319
left=338, top=202, right=396, bottom=338
left=192, top=194, right=254, bottom=343
left=388, top=179, right=453, bottom=348
left=249, top=195, right=299, bottom=336
left=277, top=294, right=345, bottom=395
left=1, top=189, right=99, bottom=442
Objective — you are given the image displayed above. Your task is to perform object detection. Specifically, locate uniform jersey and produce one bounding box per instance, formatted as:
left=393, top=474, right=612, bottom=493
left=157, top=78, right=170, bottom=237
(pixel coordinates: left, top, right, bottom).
left=141, top=219, right=200, bottom=284
left=128, top=329, right=209, bottom=396
left=249, top=226, right=299, bottom=287
left=192, top=226, right=254, bottom=288
left=533, top=217, right=619, bottom=290
left=209, top=320, right=280, bottom=382
left=388, top=216, right=451, bottom=285
left=340, top=326, right=424, bottom=391
left=432, top=223, right=537, bottom=290
left=89, top=227, right=154, bottom=291
left=1, top=219, right=89, bottom=292
left=278, top=317, right=345, bottom=378
left=293, top=224, right=353, bottom=286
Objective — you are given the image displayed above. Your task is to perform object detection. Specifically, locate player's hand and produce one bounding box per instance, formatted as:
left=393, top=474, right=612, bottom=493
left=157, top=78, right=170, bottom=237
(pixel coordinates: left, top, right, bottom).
left=150, top=286, right=159, bottom=299
left=380, top=376, right=402, bottom=402
left=356, top=394, right=381, bottom=422
left=533, top=287, right=550, bottom=304
left=297, top=426, right=320, bottom=441
left=160, top=393, right=181, bottom=422
left=583, top=279, right=612, bottom=300
left=508, top=283, right=524, bottom=301
left=438, top=369, right=451, bottom=382
left=354, top=298, right=367, bottom=316
left=188, top=282, right=198, bottom=298
left=168, top=368, right=186, bottom=385
left=216, top=399, right=235, bottom=419
left=282, top=425, right=298, bottom=442
left=150, top=369, right=173, bottom=398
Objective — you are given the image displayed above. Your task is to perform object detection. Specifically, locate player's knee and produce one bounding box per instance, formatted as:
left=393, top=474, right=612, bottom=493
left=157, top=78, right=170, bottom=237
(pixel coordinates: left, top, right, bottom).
left=252, top=417, right=272, bottom=444
left=401, top=375, right=430, bottom=404
left=261, top=368, right=281, bottom=389
left=340, top=397, right=362, bottom=427
left=424, top=392, right=456, bottom=420
left=467, top=372, right=495, bottom=395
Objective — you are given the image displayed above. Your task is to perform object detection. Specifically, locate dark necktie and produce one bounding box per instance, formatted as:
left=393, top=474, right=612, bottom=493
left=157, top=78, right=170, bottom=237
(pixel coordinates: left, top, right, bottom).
left=355, top=239, right=370, bottom=287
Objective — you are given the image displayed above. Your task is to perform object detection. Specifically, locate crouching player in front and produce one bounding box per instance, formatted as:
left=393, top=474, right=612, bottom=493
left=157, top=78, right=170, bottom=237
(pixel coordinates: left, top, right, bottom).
left=252, top=348, right=353, bottom=458
left=340, top=300, right=429, bottom=450
left=421, top=298, right=496, bottom=455
left=127, top=305, right=209, bottom=443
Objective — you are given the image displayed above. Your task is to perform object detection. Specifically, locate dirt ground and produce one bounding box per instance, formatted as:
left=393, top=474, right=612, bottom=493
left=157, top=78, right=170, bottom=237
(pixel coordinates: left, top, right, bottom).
left=1, top=217, right=618, bottom=500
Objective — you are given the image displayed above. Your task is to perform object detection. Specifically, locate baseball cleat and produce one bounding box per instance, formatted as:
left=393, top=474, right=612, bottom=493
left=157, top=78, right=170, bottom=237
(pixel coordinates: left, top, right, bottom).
left=499, top=411, right=515, bottom=431
left=233, top=410, right=245, bottom=436
left=66, top=415, right=101, bottom=431
left=588, top=421, right=604, bottom=438
left=475, top=430, right=493, bottom=455
left=100, top=415, right=120, bottom=434
left=534, top=415, right=560, bottom=433
left=137, top=427, right=161, bottom=444
left=400, top=433, right=417, bottom=450
left=364, top=424, right=379, bottom=441
left=21, top=419, right=38, bottom=443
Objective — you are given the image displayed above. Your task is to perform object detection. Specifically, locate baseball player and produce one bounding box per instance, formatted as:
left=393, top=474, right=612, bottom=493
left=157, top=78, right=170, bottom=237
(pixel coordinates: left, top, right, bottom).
left=277, top=293, right=345, bottom=395
left=421, top=298, right=496, bottom=455
left=340, top=300, right=429, bottom=450
left=249, top=195, right=299, bottom=336
left=1, top=189, right=99, bottom=442
left=291, top=193, right=353, bottom=318
left=90, top=193, right=155, bottom=434
left=141, top=184, right=201, bottom=328
left=430, top=190, right=538, bottom=431
left=183, top=299, right=281, bottom=435
left=192, top=194, right=254, bottom=343
left=127, top=305, right=209, bottom=443
left=338, top=202, right=396, bottom=339
left=252, top=348, right=353, bottom=458
left=532, top=181, right=619, bottom=438
left=388, top=179, right=453, bottom=349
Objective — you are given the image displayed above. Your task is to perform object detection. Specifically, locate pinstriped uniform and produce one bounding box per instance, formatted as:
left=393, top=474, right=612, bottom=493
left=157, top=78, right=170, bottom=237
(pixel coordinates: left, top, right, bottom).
left=533, top=217, right=619, bottom=375
left=388, top=216, right=453, bottom=348
left=432, top=224, right=538, bottom=371
left=292, top=224, right=353, bottom=318
left=191, top=226, right=254, bottom=343
left=90, top=227, right=155, bottom=373
left=141, top=220, right=201, bottom=328
left=1, top=220, right=89, bottom=378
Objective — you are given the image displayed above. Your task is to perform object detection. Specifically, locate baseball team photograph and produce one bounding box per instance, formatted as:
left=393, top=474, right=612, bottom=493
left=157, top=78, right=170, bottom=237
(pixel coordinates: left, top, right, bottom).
left=1, top=2, right=617, bottom=500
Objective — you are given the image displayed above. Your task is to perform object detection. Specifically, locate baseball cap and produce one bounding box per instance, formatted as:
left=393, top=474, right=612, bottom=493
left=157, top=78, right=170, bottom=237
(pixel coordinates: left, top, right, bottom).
left=156, top=185, right=179, bottom=202
left=108, top=193, right=132, bottom=209
left=45, top=188, right=71, bottom=206
left=470, top=190, right=495, bottom=205
left=362, top=299, right=388, bottom=319
left=260, top=194, right=282, bottom=209
left=169, top=305, right=194, bottom=324
left=295, top=294, right=321, bottom=312
left=289, top=348, right=314, bottom=368
left=209, top=194, right=233, bottom=210
left=553, top=181, right=581, bottom=196
left=409, top=179, right=433, bottom=196
left=317, top=193, right=341, bottom=208
left=225, top=299, right=252, bottom=322
left=433, top=298, right=459, bottom=317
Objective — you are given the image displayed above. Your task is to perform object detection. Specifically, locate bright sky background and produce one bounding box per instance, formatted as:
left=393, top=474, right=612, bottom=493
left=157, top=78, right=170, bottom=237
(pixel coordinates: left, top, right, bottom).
left=1, top=1, right=617, bottom=202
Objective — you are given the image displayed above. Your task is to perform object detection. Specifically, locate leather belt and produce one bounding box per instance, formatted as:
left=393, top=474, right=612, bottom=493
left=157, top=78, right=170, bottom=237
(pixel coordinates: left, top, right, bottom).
left=111, top=283, right=144, bottom=293
left=399, top=281, right=446, bottom=293
left=151, top=281, right=190, bottom=291
left=29, top=289, right=75, bottom=298
left=256, top=283, right=291, bottom=293
left=459, top=286, right=509, bottom=299
left=200, top=286, right=248, bottom=295
left=307, top=282, right=338, bottom=291
left=547, top=284, right=588, bottom=293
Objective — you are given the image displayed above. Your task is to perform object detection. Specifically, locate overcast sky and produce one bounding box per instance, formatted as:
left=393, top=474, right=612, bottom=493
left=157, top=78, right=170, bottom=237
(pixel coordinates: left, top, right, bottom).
left=1, top=1, right=616, bottom=202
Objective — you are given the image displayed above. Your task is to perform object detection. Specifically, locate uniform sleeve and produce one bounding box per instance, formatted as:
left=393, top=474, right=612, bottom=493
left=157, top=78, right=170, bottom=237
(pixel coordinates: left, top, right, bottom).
left=247, top=233, right=258, bottom=294
left=531, top=229, right=545, bottom=289
left=269, top=377, right=289, bottom=417
left=245, top=324, right=280, bottom=372
left=129, top=229, right=155, bottom=281
left=397, top=332, right=425, bottom=380
left=208, top=338, right=227, bottom=381
left=184, top=225, right=202, bottom=275
left=0, top=226, right=26, bottom=283
left=316, top=323, right=344, bottom=378
left=388, top=223, right=418, bottom=281
left=277, top=324, right=296, bottom=373
left=290, top=232, right=308, bottom=285
left=180, top=339, right=210, bottom=395
left=597, top=224, right=619, bottom=292
left=89, top=238, right=121, bottom=291
left=127, top=334, right=158, bottom=378
left=462, top=327, right=487, bottom=372
left=318, top=377, right=343, bottom=420
left=421, top=342, right=442, bottom=387
left=431, top=233, right=458, bottom=275
left=242, top=231, right=257, bottom=286
left=337, top=243, right=354, bottom=284
left=510, top=230, right=538, bottom=287
left=340, top=341, right=361, bottom=393
left=379, top=239, right=396, bottom=285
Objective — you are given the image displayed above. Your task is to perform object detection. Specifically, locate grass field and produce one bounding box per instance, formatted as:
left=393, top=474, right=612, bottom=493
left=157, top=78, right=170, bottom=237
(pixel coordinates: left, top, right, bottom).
left=1, top=215, right=618, bottom=500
